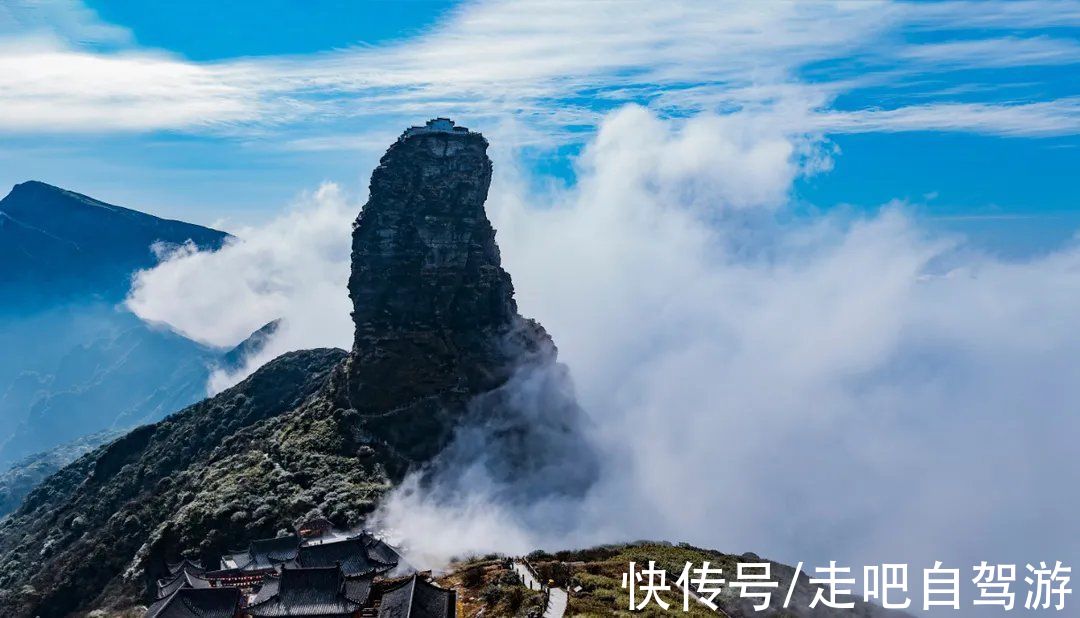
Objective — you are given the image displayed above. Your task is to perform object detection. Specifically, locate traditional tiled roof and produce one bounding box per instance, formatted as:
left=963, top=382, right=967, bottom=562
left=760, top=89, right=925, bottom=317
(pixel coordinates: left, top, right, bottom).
left=166, top=559, right=205, bottom=577
left=358, top=532, right=402, bottom=568
left=251, top=535, right=301, bottom=565
left=296, top=537, right=394, bottom=577
left=156, top=568, right=214, bottom=599
left=253, top=570, right=372, bottom=607
left=376, top=574, right=455, bottom=618
left=246, top=566, right=363, bottom=617
left=248, top=573, right=281, bottom=606
left=221, top=551, right=252, bottom=570
left=144, top=587, right=241, bottom=618
left=344, top=577, right=373, bottom=606
left=227, top=534, right=300, bottom=570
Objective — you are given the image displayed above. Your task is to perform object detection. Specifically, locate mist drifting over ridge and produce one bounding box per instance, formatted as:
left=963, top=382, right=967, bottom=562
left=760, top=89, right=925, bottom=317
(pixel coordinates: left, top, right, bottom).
left=127, top=104, right=1080, bottom=597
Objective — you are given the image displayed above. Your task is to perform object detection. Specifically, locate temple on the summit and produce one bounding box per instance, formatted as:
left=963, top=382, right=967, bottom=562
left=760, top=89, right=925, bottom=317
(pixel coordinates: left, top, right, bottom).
left=148, top=525, right=454, bottom=618
left=398, top=117, right=471, bottom=141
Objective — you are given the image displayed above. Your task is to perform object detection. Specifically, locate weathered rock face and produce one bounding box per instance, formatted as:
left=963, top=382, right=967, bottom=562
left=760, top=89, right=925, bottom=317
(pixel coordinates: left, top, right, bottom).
left=342, top=120, right=556, bottom=463
left=349, top=125, right=512, bottom=339
left=0, top=119, right=595, bottom=617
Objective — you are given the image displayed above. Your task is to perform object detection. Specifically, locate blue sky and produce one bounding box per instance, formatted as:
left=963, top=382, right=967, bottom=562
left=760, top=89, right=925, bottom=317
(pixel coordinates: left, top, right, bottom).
left=84, top=1, right=459, bottom=59
left=1, top=0, right=1078, bottom=256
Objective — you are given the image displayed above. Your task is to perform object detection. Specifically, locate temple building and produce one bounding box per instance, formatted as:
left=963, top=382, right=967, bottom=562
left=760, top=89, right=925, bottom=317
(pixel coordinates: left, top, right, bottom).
left=222, top=531, right=402, bottom=574
left=166, top=560, right=206, bottom=577
left=245, top=566, right=369, bottom=617
left=157, top=557, right=272, bottom=599
left=358, top=532, right=404, bottom=568
left=376, top=574, right=456, bottom=618
left=157, top=567, right=213, bottom=599
left=145, top=587, right=242, bottom=618
left=224, top=534, right=301, bottom=570
left=197, top=566, right=276, bottom=595
left=398, top=118, right=470, bottom=141
left=146, top=529, right=446, bottom=618
left=293, top=537, right=395, bottom=577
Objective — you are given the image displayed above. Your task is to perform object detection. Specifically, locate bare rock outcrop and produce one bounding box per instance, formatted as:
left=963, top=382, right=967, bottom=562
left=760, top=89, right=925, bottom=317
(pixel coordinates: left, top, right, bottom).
left=0, top=119, right=596, bottom=616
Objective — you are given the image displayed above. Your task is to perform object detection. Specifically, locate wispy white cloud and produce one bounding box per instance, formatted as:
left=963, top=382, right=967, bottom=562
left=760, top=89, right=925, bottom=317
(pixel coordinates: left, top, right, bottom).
left=127, top=183, right=354, bottom=393
left=899, top=36, right=1080, bottom=69
left=0, top=43, right=256, bottom=131
left=0, top=0, right=131, bottom=46
left=1, top=0, right=1077, bottom=139
left=897, top=0, right=1080, bottom=30
left=813, top=98, right=1080, bottom=137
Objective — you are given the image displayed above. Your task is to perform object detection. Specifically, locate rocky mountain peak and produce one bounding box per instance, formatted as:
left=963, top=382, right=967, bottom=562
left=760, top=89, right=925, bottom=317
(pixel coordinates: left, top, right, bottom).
left=0, top=180, right=230, bottom=308
left=348, top=118, right=514, bottom=339
left=3, top=180, right=74, bottom=203
left=0, top=123, right=596, bottom=617
left=4, top=180, right=65, bottom=202
left=342, top=119, right=553, bottom=452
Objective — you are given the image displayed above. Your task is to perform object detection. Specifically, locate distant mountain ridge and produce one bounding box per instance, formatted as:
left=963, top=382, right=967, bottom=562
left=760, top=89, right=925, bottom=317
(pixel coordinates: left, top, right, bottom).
left=0, top=311, right=216, bottom=467
left=0, top=319, right=283, bottom=517
left=0, top=182, right=246, bottom=470
left=0, top=180, right=229, bottom=308
left=0, top=430, right=122, bottom=519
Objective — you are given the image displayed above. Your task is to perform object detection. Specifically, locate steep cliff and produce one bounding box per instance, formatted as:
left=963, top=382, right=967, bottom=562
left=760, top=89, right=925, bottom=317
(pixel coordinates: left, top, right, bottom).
left=340, top=120, right=566, bottom=465
left=0, top=120, right=595, bottom=616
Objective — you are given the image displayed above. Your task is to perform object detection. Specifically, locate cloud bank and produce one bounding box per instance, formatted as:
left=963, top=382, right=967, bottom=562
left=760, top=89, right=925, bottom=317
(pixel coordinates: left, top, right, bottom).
left=127, top=183, right=355, bottom=392
left=474, top=108, right=1080, bottom=577
left=129, top=106, right=1080, bottom=603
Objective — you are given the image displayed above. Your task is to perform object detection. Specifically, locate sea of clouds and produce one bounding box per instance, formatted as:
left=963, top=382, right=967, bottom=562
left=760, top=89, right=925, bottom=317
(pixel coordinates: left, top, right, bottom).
left=127, top=106, right=1079, bottom=611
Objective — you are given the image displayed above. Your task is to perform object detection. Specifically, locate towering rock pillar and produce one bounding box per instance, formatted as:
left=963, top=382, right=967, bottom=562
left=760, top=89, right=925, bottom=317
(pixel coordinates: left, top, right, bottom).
left=343, top=119, right=556, bottom=462
left=0, top=120, right=596, bottom=618
left=349, top=118, right=516, bottom=343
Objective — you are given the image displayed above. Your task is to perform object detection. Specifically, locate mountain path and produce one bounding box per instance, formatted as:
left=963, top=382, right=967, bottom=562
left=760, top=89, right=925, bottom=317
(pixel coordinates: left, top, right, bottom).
left=545, top=587, right=568, bottom=617
left=512, top=560, right=566, bottom=618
